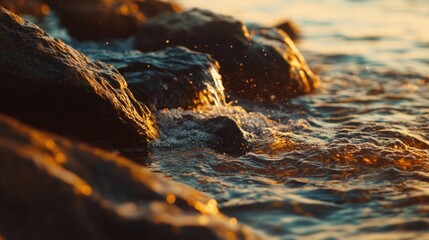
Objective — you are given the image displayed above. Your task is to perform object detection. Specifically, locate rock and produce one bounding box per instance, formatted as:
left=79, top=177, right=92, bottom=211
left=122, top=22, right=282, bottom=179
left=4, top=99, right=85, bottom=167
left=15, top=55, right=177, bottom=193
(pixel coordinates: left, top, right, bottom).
left=0, top=0, right=50, bottom=17
left=136, top=8, right=250, bottom=55
left=135, top=8, right=319, bottom=102
left=136, top=0, right=182, bottom=18
left=0, top=114, right=263, bottom=240
left=153, top=112, right=251, bottom=156
left=51, top=0, right=182, bottom=40
left=0, top=8, right=158, bottom=150
left=55, top=0, right=146, bottom=40
left=224, top=28, right=318, bottom=102
left=274, top=20, right=300, bottom=41
left=85, top=46, right=226, bottom=111
left=200, top=116, right=251, bottom=156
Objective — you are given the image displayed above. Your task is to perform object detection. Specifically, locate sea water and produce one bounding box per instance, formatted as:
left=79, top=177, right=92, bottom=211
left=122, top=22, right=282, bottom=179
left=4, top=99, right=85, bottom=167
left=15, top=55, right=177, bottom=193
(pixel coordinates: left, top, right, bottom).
left=150, top=0, right=429, bottom=239
left=36, top=0, right=429, bottom=239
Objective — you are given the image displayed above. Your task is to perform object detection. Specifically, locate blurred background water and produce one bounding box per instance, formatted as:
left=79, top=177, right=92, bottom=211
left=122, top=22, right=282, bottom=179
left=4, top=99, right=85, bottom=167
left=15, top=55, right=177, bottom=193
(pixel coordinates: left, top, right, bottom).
left=35, top=0, right=429, bottom=239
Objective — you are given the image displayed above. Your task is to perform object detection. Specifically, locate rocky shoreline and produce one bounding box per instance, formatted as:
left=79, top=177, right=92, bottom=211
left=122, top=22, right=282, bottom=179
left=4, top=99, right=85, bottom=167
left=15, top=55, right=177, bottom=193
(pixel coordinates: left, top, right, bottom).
left=0, top=1, right=319, bottom=239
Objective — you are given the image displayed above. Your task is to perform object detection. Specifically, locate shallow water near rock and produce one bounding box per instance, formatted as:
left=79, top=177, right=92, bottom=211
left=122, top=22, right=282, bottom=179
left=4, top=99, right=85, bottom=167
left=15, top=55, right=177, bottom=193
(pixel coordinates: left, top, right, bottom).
left=29, top=0, right=429, bottom=239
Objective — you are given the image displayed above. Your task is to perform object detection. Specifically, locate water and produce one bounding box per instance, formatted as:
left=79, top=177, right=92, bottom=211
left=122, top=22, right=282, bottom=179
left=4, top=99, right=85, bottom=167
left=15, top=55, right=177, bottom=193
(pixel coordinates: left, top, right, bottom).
left=34, top=0, right=429, bottom=239
left=149, top=0, right=429, bottom=239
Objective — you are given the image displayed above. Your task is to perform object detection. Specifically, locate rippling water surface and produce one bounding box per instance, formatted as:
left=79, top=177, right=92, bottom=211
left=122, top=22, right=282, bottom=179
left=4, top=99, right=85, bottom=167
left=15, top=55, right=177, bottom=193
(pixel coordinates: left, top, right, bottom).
left=150, top=0, right=429, bottom=239
left=37, top=0, right=429, bottom=239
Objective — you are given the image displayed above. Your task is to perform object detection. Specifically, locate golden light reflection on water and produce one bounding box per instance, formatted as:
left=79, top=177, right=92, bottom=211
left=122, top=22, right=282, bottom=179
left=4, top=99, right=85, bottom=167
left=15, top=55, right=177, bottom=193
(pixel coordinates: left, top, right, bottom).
left=256, top=134, right=296, bottom=156
left=140, top=1, right=429, bottom=239
left=326, top=146, right=428, bottom=171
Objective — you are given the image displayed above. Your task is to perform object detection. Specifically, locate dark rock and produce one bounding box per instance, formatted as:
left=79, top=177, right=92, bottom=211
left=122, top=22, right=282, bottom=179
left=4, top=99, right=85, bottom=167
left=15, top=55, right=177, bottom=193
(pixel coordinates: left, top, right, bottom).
left=136, top=8, right=250, bottom=55
left=201, top=116, right=251, bottom=156
left=153, top=113, right=251, bottom=156
left=135, top=8, right=319, bottom=102
left=0, top=0, right=50, bottom=17
left=224, top=28, right=318, bottom=102
left=274, top=20, right=300, bottom=41
left=86, top=46, right=226, bottom=111
left=136, top=0, right=182, bottom=18
left=0, top=8, right=158, bottom=150
left=55, top=0, right=146, bottom=40
left=0, top=114, right=263, bottom=240
left=51, top=0, right=182, bottom=40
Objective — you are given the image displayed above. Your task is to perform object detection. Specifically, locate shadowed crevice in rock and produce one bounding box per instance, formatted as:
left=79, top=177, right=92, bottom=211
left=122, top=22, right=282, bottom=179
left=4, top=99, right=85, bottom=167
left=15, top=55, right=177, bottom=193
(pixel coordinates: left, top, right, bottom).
left=85, top=46, right=226, bottom=111
left=0, top=114, right=263, bottom=240
left=135, top=8, right=319, bottom=102
left=0, top=7, right=158, bottom=150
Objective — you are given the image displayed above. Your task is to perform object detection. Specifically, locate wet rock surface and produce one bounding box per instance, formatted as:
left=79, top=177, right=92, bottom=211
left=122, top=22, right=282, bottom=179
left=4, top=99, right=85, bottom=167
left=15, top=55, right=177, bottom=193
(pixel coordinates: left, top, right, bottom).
left=0, top=8, right=157, bottom=150
left=85, top=46, right=225, bottom=111
left=136, top=8, right=250, bottom=57
left=200, top=116, right=251, bottom=156
left=0, top=0, right=50, bottom=17
left=135, top=8, right=319, bottom=102
left=152, top=112, right=251, bottom=156
left=226, top=28, right=318, bottom=101
left=0, top=114, right=262, bottom=240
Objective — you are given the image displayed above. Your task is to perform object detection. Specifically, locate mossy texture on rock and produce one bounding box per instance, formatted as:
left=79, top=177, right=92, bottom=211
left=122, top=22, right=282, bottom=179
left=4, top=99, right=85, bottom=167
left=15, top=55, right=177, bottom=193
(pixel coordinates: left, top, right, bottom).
left=0, top=114, right=263, bottom=240
left=0, top=8, right=158, bottom=149
left=136, top=8, right=319, bottom=102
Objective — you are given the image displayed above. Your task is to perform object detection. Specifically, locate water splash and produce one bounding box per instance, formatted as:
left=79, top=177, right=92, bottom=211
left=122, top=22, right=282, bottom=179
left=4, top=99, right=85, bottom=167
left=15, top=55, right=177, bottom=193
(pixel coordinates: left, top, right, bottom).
left=194, top=65, right=227, bottom=107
